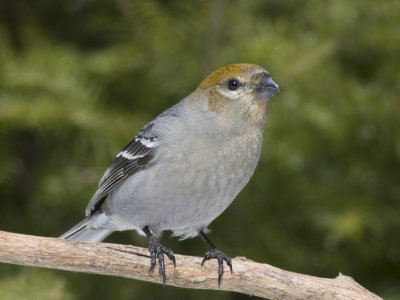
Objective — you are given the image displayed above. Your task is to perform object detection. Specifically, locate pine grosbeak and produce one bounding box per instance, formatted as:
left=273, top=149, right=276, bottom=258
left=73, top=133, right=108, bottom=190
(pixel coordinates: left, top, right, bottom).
left=60, top=63, right=280, bottom=286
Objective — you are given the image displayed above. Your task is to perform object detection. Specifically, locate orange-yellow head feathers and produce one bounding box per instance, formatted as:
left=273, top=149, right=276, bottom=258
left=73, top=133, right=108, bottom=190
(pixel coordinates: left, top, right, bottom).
left=194, top=64, right=279, bottom=126
left=198, top=64, right=265, bottom=90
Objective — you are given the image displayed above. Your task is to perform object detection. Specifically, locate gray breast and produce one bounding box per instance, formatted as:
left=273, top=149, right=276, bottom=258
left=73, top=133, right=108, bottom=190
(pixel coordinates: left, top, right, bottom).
left=106, top=126, right=263, bottom=238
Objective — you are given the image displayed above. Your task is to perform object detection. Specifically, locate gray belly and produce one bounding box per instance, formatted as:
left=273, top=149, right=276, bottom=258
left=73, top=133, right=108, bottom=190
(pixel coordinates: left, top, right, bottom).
left=106, top=135, right=262, bottom=238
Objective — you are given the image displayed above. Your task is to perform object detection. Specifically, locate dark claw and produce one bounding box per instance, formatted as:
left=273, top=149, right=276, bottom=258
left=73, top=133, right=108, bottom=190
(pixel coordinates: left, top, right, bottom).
left=148, top=237, right=176, bottom=286
left=201, top=248, right=233, bottom=287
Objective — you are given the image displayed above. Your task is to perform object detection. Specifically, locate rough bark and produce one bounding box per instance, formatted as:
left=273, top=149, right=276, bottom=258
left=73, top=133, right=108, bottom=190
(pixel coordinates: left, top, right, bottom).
left=0, top=230, right=381, bottom=299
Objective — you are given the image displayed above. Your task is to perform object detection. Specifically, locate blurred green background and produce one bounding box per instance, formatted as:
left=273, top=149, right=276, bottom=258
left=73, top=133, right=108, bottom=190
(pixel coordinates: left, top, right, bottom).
left=0, top=0, right=399, bottom=299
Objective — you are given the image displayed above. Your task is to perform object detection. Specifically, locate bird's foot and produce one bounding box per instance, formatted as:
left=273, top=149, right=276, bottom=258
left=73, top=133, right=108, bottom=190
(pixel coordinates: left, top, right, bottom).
left=201, top=248, right=232, bottom=287
left=148, top=237, right=176, bottom=286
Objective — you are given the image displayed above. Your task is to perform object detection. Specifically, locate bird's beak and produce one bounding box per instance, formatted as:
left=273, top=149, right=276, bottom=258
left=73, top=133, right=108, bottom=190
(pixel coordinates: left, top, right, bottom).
left=256, top=74, right=280, bottom=99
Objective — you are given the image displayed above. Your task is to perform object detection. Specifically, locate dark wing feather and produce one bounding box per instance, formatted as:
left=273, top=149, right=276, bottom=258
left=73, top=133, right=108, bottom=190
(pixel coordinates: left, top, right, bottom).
left=85, top=123, right=157, bottom=216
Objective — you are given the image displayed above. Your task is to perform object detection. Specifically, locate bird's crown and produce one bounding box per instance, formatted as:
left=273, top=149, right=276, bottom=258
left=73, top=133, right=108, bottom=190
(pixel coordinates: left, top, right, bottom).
left=198, top=63, right=264, bottom=89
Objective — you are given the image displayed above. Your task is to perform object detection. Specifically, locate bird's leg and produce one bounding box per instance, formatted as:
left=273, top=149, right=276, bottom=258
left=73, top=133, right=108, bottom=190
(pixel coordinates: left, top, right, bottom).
left=199, top=230, right=233, bottom=287
left=143, top=226, right=176, bottom=286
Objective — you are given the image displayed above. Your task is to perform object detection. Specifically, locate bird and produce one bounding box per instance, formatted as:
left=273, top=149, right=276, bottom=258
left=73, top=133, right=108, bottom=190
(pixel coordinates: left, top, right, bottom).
left=60, top=63, right=280, bottom=287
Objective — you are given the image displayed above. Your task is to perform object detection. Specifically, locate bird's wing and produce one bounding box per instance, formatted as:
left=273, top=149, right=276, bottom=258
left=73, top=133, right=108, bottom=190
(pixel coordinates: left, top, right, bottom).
left=85, top=122, right=157, bottom=216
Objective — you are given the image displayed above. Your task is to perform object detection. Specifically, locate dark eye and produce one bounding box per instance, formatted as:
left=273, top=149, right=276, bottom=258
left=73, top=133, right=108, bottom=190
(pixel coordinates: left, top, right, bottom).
left=228, top=79, right=239, bottom=91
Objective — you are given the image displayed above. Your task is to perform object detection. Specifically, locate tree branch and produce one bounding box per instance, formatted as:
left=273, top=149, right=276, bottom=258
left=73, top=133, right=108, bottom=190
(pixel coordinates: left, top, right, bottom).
left=0, top=230, right=381, bottom=299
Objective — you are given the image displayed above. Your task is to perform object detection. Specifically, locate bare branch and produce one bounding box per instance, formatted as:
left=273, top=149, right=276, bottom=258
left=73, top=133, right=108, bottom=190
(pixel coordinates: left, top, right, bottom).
left=0, top=231, right=381, bottom=300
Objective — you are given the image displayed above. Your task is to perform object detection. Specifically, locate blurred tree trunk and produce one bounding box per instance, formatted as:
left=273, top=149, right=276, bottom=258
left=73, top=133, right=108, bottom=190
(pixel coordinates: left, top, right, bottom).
left=204, top=0, right=225, bottom=75
left=0, top=1, right=24, bottom=52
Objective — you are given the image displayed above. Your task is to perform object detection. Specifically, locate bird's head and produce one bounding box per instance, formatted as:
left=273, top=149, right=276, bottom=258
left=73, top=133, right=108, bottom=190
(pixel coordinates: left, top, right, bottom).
left=193, top=63, right=279, bottom=130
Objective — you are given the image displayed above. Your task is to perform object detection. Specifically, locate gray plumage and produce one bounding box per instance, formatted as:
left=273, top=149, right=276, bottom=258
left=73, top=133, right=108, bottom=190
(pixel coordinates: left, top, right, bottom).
left=60, top=63, right=279, bottom=244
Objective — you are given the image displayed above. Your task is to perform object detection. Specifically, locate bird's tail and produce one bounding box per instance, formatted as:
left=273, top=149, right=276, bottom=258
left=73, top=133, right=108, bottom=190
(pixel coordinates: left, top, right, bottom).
left=59, top=215, right=112, bottom=242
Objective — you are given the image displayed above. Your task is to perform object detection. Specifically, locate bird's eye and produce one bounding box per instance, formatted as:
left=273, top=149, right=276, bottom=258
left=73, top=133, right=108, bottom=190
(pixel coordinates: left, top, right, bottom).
left=228, top=79, right=239, bottom=91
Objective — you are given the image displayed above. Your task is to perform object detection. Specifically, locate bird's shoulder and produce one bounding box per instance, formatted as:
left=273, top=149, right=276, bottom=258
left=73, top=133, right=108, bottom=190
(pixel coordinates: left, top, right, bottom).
left=84, top=100, right=191, bottom=216
left=85, top=120, right=159, bottom=215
